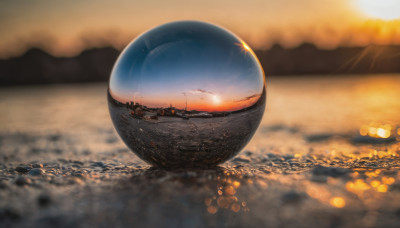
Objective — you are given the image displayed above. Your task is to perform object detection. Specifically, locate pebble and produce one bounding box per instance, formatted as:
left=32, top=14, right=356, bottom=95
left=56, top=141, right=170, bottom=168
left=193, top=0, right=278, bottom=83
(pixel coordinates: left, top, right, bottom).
left=312, top=165, right=349, bottom=178
left=68, top=177, right=84, bottom=185
left=0, top=208, right=21, bottom=221
left=93, top=162, right=105, bottom=167
left=37, top=194, right=52, bottom=207
left=82, top=150, right=91, bottom=155
left=28, top=168, right=45, bottom=176
left=15, top=176, right=31, bottom=186
left=31, top=163, right=43, bottom=168
left=57, top=159, right=68, bottom=164
left=389, top=183, right=400, bottom=191
left=71, top=171, right=86, bottom=178
left=43, top=162, right=61, bottom=168
left=48, top=134, right=61, bottom=141
left=311, top=175, right=328, bottom=183
left=306, top=134, right=333, bottom=142
left=73, top=161, right=84, bottom=165
left=37, top=215, right=70, bottom=226
left=352, top=135, right=396, bottom=144
left=0, top=181, right=7, bottom=189
left=396, top=208, right=400, bottom=218
left=281, top=191, right=306, bottom=205
left=232, top=157, right=250, bottom=163
left=106, top=137, right=117, bottom=144
left=15, top=166, right=31, bottom=174
left=283, top=155, right=294, bottom=160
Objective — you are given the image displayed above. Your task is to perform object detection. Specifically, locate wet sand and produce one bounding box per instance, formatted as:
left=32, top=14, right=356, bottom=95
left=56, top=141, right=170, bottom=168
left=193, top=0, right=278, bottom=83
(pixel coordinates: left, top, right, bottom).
left=1, top=75, right=400, bottom=227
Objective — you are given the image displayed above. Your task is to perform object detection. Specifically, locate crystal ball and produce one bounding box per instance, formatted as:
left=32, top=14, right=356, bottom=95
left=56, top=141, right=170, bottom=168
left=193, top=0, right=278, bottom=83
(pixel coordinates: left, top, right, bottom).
left=108, top=21, right=266, bottom=168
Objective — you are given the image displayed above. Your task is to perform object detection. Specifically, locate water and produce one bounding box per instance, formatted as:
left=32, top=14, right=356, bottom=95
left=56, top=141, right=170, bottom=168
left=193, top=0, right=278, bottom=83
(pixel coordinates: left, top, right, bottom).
left=1, top=74, right=399, bottom=167
left=1, top=74, right=399, bottom=140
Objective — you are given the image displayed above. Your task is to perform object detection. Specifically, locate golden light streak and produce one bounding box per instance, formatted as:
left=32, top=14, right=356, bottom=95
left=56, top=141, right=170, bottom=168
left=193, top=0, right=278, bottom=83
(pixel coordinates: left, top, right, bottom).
left=242, top=42, right=251, bottom=52
left=236, top=41, right=255, bottom=55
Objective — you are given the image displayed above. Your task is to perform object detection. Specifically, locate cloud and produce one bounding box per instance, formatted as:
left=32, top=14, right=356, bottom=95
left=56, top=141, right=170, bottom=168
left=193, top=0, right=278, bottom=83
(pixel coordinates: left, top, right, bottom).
left=187, top=89, right=214, bottom=95
left=236, top=94, right=259, bottom=103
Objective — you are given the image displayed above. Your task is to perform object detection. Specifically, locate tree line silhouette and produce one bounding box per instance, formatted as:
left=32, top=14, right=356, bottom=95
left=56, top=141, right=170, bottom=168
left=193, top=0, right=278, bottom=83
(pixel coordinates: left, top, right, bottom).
left=1, top=43, right=400, bottom=86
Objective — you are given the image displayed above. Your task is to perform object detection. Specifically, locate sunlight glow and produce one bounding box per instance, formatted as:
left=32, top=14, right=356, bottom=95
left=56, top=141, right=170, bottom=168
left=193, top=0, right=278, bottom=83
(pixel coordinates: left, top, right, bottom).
left=355, top=0, right=400, bottom=20
left=236, top=41, right=253, bottom=54
left=242, top=42, right=251, bottom=52
left=376, top=128, right=390, bottom=138
left=212, top=95, right=221, bottom=105
left=359, top=123, right=392, bottom=138
left=330, top=197, right=346, bottom=208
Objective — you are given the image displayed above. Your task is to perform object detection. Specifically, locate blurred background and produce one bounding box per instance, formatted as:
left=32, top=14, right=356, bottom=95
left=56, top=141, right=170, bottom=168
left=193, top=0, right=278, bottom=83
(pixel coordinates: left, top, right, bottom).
left=1, top=2, right=400, bottom=227
left=1, top=0, right=400, bottom=85
left=1, top=0, right=400, bottom=140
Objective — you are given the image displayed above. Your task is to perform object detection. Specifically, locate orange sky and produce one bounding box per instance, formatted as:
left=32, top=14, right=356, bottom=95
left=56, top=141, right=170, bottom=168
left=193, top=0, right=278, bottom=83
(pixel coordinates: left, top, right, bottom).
left=1, top=0, right=400, bottom=58
left=111, top=91, right=261, bottom=112
left=141, top=93, right=262, bottom=112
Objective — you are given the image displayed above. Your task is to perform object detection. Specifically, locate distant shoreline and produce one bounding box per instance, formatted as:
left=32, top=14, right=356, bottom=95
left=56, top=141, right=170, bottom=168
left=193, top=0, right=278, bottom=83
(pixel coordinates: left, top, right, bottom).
left=1, top=43, right=400, bottom=86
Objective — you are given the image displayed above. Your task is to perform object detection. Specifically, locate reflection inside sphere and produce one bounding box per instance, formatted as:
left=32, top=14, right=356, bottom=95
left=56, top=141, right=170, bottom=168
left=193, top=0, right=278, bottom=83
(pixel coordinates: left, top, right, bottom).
left=108, top=21, right=266, bottom=168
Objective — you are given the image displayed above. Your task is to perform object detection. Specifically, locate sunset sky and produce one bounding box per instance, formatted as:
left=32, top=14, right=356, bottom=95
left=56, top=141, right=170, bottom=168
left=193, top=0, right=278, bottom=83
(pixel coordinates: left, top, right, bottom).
left=109, top=21, right=264, bottom=112
left=1, top=0, right=400, bottom=58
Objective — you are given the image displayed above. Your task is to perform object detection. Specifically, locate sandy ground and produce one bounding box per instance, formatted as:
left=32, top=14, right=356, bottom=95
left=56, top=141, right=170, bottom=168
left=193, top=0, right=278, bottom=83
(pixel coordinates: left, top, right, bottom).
left=1, top=75, right=400, bottom=227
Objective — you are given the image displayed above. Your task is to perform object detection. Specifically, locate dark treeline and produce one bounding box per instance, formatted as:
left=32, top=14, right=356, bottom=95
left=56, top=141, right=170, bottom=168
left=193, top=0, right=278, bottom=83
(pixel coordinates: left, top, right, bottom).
left=1, top=43, right=400, bottom=86
left=255, top=43, right=400, bottom=75
left=0, top=47, right=119, bottom=86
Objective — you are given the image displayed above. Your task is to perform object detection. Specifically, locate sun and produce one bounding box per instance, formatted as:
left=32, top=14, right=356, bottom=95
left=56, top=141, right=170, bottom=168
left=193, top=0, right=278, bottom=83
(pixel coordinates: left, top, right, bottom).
left=211, top=95, right=221, bottom=105
left=355, top=0, right=400, bottom=20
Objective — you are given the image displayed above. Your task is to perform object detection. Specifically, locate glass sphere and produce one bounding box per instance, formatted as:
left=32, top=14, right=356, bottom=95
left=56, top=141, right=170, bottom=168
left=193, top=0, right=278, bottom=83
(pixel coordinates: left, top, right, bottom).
left=108, top=21, right=266, bottom=168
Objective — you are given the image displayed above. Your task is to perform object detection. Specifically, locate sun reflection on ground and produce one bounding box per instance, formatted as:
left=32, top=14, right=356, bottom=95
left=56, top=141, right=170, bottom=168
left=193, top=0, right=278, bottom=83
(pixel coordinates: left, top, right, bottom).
left=360, top=123, right=393, bottom=139
left=345, top=169, right=397, bottom=196
left=330, top=197, right=346, bottom=208
left=204, top=171, right=251, bottom=214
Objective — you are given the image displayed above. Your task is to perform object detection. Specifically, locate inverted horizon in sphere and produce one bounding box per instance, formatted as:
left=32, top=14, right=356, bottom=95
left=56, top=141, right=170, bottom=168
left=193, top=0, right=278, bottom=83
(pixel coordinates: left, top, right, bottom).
left=109, top=21, right=264, bottom=112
